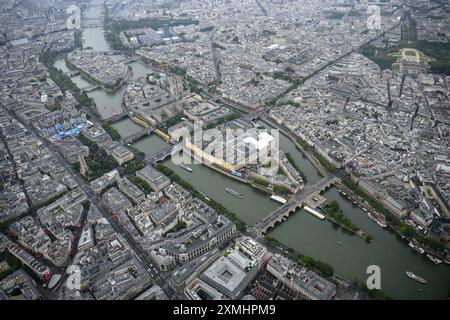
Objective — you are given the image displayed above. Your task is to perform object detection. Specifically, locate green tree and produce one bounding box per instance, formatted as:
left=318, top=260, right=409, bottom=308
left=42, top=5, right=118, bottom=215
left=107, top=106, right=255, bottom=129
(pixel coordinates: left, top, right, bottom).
left=251, top=176, right=270, bottom=187
left=399, top=225, right=416, bottom=237
left=316, top=260, right=334, bottom=278
left=273, top=184, right=289, bottom=196
left=330, top=200, right=340, bottom=211
left=352, top=278, right=361, bottom=287
left=302, top=256, right=315, bottom=268
left=101, top=121, right=121, bottom=141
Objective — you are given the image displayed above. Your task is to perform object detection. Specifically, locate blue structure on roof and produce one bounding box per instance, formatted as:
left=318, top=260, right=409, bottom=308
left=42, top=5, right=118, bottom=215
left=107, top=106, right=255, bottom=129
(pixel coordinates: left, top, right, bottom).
left=52, top=122, right=86, bottom=140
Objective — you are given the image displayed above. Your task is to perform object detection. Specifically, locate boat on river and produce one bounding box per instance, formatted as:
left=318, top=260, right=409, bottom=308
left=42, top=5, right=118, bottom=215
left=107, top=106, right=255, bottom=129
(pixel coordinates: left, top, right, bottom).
left=409, top=242, right=425, bottom=254
left=270, top=195, right=287, bottom=204
left=180, top=164, right=193, bottom=173
left=405, top=271, right=427, bottom=284
left=368, top=212, right=387, bottom=228
left=226, top=188, right=244, bottom=199
left=426, top=254, right=442, bottom=264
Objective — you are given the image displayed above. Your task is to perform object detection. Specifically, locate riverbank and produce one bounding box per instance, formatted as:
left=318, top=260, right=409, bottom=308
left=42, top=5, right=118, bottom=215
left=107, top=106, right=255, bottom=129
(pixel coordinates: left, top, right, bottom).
left=321, top=202, right=369, bottom=241
left=184, top=143, right=297, bottom=198
left=258, top=117, right=330, bottom=177
left=42, top=50, right=104, bottom=123
left=337, top=179, right=448, bottom=258
left=154, top=163, right=247, bottom=231
left=285, top=152, right=308, bottom=184
left=264, top=235, right=391, bottom=300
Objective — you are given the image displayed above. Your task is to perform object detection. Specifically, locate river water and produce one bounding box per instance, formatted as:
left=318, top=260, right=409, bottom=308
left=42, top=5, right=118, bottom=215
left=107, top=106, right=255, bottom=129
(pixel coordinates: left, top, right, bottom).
left=163, top=152, right=279, bottom=225
left=268, top=188, right=450, bottom=299
left=52, top=3, right=450, bottom=300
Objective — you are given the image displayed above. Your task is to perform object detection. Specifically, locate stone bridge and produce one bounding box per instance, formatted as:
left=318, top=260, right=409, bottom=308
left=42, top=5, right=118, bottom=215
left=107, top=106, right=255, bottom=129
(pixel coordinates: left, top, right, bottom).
left=254, top=175, right=339, bottom=237
left=84, top=21, right=104, bottom=28
left=122, top=128, right=154, bottom=144
left=80, top=84, right=101, bottom=92
left=103, top=112, right=129, bottom=123
left=117, top=58, right=137, bottom=64
left=145, top=145, right=176, bottom=164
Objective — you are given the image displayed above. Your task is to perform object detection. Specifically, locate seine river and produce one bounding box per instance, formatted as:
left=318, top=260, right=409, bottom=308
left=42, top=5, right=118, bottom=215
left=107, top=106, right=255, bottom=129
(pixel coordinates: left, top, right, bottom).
left=52, top=3, right=450, bottom=300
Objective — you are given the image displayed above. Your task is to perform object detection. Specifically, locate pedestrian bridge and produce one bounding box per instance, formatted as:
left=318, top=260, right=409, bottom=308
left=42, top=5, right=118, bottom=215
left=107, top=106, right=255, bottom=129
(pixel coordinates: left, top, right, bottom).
left=254, top=175, right=339, bottom=237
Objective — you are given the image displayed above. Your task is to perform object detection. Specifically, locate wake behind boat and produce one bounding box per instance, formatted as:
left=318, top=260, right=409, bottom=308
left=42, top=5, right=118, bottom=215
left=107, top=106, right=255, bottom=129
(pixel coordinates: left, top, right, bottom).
left=405, top=271, right=427, bottom=284
left=226, top=188, right=244, bottom=199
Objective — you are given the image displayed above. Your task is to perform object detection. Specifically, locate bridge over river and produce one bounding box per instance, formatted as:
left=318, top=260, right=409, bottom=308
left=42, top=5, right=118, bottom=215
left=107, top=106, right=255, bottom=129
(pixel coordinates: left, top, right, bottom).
left=145, top=145, right=176, bottom=164
left=122, top=128, right=154, bottom=144
left=80, top=84, right=101, bottom=92
left=254, top=175, right=339, bottom=237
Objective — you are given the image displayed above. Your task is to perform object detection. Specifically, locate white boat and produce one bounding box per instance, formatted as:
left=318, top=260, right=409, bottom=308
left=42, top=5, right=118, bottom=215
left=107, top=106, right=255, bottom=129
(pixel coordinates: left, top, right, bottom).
left=426, top=254, right=442, bottom=264
left=370, top=212, right=387, bottom=228
left=409, top=242, right=425, bottom=254
left=226, top=188, right=244, bottom=199
left=376, top=219, right=387, bottom=228
left=180, top=164, right=193, bottom=173
left=270, top=195, right=287, bottom=204
left=405, top=271, right=427, bottom=284
left=303, top=205, right=325, bottom=220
